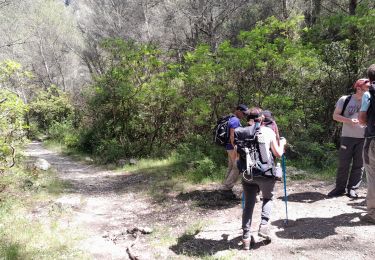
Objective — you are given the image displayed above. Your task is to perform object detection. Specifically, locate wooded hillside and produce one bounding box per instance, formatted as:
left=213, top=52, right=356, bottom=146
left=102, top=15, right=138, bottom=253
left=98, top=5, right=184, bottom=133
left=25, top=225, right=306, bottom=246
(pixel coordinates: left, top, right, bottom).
left=1, top=0, right=375, bottom=168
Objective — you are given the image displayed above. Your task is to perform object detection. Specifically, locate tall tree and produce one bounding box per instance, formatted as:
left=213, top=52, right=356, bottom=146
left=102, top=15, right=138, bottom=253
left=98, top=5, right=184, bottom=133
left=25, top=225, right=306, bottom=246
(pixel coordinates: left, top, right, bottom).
left=0, top=0, right=84, bottom=92
left=282, top=0, right=289, bottom=20
left=347, top=0, right=358, bottom=91
left=165, top=0, right=252, bottom=51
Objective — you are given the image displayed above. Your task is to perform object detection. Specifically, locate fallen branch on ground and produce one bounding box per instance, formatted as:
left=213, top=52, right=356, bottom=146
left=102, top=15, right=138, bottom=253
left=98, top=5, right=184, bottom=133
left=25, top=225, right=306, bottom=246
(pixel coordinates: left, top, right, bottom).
left=126, top=231, right=139, bottom=260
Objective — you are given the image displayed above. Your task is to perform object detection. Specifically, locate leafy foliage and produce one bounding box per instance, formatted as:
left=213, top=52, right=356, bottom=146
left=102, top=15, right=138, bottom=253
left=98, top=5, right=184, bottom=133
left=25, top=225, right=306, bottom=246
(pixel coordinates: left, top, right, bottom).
left=69, top=14, right=369, bottom=168
left=77, top=40, right=185, bottom=161
left=28, top=85, right=74, bottom=132
left=0, top=60, right=29, bottom=172
left=0, top=91, right=28, bottom=172
left=18, top=2, right=375, bottom=171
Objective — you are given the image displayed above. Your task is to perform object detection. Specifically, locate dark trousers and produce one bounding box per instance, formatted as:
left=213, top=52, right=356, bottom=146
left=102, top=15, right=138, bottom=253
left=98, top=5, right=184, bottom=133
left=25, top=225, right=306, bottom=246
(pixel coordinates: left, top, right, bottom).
left=242, top=177, right=276, bottom=239
left=335, top=137, right=364, bottom=190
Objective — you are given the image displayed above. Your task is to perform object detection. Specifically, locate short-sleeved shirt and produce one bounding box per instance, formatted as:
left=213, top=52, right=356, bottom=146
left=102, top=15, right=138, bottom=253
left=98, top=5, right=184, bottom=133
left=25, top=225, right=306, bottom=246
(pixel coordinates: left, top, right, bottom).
left=226, top=116, right=241, bottom=150
left=336, top=95, right=365, bottom=138
left=360, top=91, right=371, bottom=112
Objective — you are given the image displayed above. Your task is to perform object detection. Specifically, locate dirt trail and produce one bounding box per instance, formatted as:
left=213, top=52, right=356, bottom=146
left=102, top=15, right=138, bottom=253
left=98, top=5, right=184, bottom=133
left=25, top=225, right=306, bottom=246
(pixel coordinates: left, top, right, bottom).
left=25, top=141, right=375, bottom=260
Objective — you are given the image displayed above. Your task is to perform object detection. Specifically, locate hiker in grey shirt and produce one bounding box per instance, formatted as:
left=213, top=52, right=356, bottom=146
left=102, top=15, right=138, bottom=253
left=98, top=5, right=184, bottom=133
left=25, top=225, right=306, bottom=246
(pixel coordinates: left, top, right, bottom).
left=328, top=78, right=370, bottom=198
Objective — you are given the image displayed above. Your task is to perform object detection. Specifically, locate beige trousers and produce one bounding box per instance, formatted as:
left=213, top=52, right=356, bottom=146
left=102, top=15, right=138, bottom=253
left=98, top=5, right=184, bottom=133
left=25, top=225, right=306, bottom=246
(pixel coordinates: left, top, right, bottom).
left=223, top=149, right=240, bottom=190
left=363, top=138, right=375, bottom=216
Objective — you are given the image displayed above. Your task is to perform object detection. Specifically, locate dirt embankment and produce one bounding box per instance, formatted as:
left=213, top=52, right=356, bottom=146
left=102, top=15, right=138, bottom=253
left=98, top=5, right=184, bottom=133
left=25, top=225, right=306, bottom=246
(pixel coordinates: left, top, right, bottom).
left=25, top=141, right=375, bottom=260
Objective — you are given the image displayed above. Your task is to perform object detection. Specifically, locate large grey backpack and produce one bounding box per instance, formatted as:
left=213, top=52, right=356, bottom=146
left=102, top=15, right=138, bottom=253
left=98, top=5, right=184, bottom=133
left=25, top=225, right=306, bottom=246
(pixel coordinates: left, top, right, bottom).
left=235, top=125, right=275, bottom=182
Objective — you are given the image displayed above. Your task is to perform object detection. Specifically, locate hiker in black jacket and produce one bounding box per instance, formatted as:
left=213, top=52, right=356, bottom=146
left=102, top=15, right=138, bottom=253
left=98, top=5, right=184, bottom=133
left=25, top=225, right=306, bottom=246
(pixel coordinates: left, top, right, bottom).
left=359, top=64, right=375, bottom=224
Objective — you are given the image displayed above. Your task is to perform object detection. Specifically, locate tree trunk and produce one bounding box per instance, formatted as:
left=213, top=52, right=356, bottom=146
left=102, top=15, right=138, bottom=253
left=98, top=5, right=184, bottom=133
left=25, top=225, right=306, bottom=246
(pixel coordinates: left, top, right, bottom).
left=282, top=0, right=288, bottom=20
left=349, top=0, right=357, bottom=15
left=311, top=0, right=321, bottom=25
left=347, top=0, right=358, bottom=92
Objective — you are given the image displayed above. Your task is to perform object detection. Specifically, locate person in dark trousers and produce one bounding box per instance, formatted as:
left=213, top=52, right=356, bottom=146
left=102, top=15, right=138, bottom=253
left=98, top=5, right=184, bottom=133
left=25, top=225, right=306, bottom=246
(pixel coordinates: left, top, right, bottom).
left=234, top=107, right=286, bottom=250
left=359, top=64, right=375, bottom=224
left=222, top=104, right=248, bottom=198
left=328, top=78, right=370, bottom=198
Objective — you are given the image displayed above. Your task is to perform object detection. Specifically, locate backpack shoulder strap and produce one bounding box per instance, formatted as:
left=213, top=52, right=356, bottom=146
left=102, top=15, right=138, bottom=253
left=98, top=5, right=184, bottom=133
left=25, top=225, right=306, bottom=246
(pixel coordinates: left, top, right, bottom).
left=224, top=114, right=235, bottom=122
left=369, top=84, right=375, bottom=99
left=368, top=85, right=375, bottom=113
left=340, top=94, right=352, bottom=116
left=252, top=122, right=261, bottom=135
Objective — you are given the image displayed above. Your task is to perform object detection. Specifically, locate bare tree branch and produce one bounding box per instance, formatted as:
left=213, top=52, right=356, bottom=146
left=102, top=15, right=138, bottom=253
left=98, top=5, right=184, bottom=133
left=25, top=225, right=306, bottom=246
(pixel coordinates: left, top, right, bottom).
left=0, top=0, right=10, bottom=9
left=329, top=0, right=349, bottom=14
left=0, top=38, right=29, bottom=49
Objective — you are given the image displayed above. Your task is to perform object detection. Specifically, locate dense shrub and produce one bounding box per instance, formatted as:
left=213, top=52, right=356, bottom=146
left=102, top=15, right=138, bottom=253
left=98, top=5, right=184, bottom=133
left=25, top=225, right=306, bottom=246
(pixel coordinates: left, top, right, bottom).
left=46, top=9, right=375, bottom=170
left=29, top=85, right=74, bottom=132
left=0, top=91, right=28, bottom=172
left=47, top=120, right=79, bottom=148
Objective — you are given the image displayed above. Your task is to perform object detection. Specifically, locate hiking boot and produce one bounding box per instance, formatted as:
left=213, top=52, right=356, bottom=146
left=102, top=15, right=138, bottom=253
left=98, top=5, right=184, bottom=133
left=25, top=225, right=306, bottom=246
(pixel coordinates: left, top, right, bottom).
left=258, top=224, right=271, bottom=242
left=360, top=214, right=375, bottom=224
left=327, top=188, right=345, bottom=197
left=347, top=189, right=358, bottom=199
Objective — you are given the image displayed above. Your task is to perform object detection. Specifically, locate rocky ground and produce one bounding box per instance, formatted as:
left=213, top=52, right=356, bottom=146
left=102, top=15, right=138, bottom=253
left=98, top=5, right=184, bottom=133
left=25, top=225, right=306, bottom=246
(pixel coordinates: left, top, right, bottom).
left=25, top=141, right=375, bottom=260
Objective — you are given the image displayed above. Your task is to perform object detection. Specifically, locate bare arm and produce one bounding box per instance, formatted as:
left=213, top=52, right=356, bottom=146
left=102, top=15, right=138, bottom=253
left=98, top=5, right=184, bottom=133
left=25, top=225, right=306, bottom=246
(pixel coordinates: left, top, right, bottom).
left=332, top=107, right=355, bottom=124
left=359, top=111, right=367, bottom=125
left=274, top=123, right=280, bottom=145
left=271, top=137, right=286, bottom=158
left=229, top=128, right=235, bottom=147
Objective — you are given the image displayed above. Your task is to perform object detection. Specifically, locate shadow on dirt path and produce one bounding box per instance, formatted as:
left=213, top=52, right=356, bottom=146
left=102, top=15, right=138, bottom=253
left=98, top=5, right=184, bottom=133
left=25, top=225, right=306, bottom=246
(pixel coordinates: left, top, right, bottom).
left=273, top=212, right=372, bottom=239
left=278, top=191, right=327, bottom=203
left=24, top=141, right=375, bottom=260
left=170, top=233, right=273, bottom=257
left=170, top=234, right=242, bottom=257
left=176, top=190, right=241, bottom=209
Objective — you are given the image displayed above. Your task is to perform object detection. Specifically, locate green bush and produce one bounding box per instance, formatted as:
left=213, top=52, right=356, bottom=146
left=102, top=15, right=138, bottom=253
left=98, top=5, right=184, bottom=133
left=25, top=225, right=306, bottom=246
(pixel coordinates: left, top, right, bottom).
left=187, top=157, right=223, bottom=183
left=0, top=90, right=28, bottom=172
left=29, top=85, right=74, bottom=132
left=26, top=122, right=42, bottom=140
left=74, top=128, right=96, bottom=154
left=171, top=135, right=227, bottom=182
left=173, top=135, right=226, bottom=163
left=63, top=133, right=80, bottom=148
left=293, top=140, right=337, bottom=169
left=47, top=120, right=79, bottom=148
left=48, top=121, right=71, bottom=141
left=94, top=139, right=125, bottom=163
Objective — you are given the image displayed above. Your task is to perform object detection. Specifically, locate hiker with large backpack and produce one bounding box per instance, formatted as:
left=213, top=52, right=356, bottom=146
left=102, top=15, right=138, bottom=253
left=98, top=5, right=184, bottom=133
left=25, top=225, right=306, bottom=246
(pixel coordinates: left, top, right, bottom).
left=359, top=64, right=375, bottom=224
left=328, top=78, right=370, bottom=198
left=218, top=104, right=248, bottom=198
left=234, top=107, right=286, bottom=250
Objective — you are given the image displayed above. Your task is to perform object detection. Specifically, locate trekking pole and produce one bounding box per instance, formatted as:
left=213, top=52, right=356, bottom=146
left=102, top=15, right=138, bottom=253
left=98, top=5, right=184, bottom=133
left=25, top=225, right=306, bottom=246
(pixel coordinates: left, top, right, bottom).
left=242, top=191, right=244, bottom=209
left=281, top=154, right=289, bottom=225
